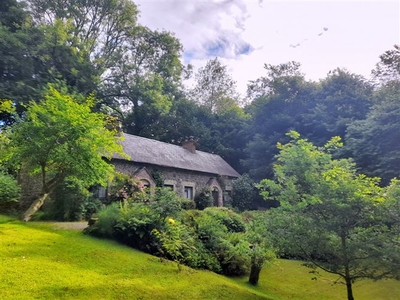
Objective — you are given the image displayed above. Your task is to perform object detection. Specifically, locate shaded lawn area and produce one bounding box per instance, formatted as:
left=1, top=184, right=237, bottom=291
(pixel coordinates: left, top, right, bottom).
left=0, top=215, right=268, bottom=300
left=1, top=215, right=398, bottom=300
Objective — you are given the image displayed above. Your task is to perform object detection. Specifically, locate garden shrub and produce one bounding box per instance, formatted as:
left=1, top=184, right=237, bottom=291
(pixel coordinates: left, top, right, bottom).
left=180, top=198, right=196, bottom=210
left=84, top=202, right=120, bottom=238
left=194, top=187, right=213, bottom=210
left=113, top=202, right=163, bottom=253
left=203, top=207, right=246, bottom=233
left=0, top=172, right=20, bottom=209
left=86, top=191, right=252, bottom=276
left=192, top=209, right=250, bottom=276
left=107, top=172, right=146, bottom=204
left=80, top=197, right=103, bottom=220
left=231, top=174, right=257, bottom=211
left=151, top=188, right=182, bottom=219
left=152, top=218, right=195, bottom=270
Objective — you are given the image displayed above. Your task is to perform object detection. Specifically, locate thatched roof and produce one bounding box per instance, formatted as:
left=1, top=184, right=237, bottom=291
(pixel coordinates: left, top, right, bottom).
left=113, top=134, right=240, bottom=178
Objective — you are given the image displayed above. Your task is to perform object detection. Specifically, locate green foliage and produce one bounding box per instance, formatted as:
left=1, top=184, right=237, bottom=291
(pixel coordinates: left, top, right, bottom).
left=195, top=187, right=213, bottom=210
left=258, top=131, right=400, bottom=300
left=151, top=169, right=164, bottom=187
left=84, top=202, right=121, bottom=238
left=243, top=62, right=317, bottom=181
left=345, top=80, right=400, bottom=184
left=192, top=209, right=250, bottom=276
left=10, top=86, right=125, bottom=220
left=13, top=86, right=124, bottom=187
left=80, top=197, right=103, bottom=221
left=87, top=194, right=251, bottom=276
left=203, top=207, right=246, bottom=233
left=189, top=57, right=241, bottom=113
left=372, top=44, right=400, bottom=83
left=106, top=172, right=146, bottom=204
left=152, top=218, right=196, bottom=271
left=113, top=202, right=162, bottom=252
left=0, top=172, right=20, bottom=208
left=180, top=198, right=196, bottom=210
left=231, top=174, right=258, bottom=211
left=151, top=188, right=183, bottom=219
left=46, top=181, right=93, bottom=221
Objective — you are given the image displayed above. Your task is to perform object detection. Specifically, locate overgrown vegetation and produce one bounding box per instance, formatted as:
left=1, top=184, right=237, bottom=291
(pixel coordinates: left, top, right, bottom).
left=85, top=188, right=263, bottom=277
left=0, top=1, right=399, bottom=298
left=0, top=172, right=20, bottom=209
left=1, top=215, right=399, bottom=300
left=258, top=132, right=400, bottom=300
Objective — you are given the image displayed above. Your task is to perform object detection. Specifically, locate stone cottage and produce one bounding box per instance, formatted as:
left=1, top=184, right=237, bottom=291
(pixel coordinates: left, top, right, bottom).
left=109, top=134, right=240, bottom=206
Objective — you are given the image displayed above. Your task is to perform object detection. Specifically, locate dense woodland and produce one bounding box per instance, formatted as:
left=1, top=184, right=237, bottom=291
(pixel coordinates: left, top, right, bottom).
left=0, top=0, right=399, bottom=185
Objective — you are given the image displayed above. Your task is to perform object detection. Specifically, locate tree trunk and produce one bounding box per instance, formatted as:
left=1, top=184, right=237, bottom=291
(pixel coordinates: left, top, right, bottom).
left=345, top=277, right=354, bottom=300
left=22, top=193, right=50, bottom=222
left=248, top=263, right=262, bottom=285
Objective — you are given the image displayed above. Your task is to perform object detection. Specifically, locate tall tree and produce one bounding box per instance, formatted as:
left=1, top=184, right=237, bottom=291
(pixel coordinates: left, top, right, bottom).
left=372, top=44, right=400, bottom=84
left=0, top=0, right=44, bottom=124
left=303, top=69, right=373, bottom=144
left=189, top=58, right=240, bottom=113
left=101, top=26, right=183, bottom=135
left=243, top=62, right=317, bottom=181
left=258, top=132, right=400, bottom=300
left=345, top=46, right=400, bottom=184
left=345, top=81, right=400, bottom=184
left=26, top=0, right=139, bottom=73
left=10, top=86, right=125, bottom=221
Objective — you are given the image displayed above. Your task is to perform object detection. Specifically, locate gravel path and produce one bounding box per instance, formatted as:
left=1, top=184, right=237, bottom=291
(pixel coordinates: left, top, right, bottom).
left=51, top=222, right=88, bottom=230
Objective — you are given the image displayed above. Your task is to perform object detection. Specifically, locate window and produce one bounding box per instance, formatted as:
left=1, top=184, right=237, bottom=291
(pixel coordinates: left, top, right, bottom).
left=141, top=179, right=150, bottom=188
left=164, top=184, right=174, bottom=191
left=98, top=186, right=106, bottom=199
left=184, top=186, right=193, bottom=199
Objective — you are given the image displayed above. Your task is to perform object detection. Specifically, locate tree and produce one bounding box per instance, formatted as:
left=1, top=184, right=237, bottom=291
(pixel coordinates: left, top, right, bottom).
left=345, top=80, right=400, bottom=184
left=0, top=0, right=44, bottom=124
left=304, top=69, right=373, bottom=144
left=101, top=26, right=183, bottom=135
left=258, top=132, right=400, bottom=300
left=231, top=174, right=257, bottom=211
left=243, top=62, right=317, bottom=181
left=189, top=58, right=240, bottom=113
left=10, top=86, right=125, bottom=221
left=26, top=0, right=139, bottom=73
left=372, top=44, right=400, bottom=84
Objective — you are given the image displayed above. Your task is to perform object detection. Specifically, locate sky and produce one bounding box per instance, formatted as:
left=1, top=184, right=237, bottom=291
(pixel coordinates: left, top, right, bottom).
left=135, top=0, right=400, bottom=95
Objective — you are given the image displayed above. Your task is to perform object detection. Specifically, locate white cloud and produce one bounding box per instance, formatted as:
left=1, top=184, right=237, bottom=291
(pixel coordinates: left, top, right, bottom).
left=135, top=0, right=400, bottom=96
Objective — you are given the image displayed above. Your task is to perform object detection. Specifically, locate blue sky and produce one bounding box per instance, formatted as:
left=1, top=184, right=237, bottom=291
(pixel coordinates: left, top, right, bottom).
left=135, top=0, right=399, bottom=95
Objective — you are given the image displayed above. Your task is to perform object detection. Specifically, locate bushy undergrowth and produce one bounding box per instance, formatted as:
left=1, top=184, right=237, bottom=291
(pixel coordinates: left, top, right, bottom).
left=0, top=172, right=20, bottom=210
left=85, top=187, right=252, bottom=276
left=194, top=187, right=213, bottom=210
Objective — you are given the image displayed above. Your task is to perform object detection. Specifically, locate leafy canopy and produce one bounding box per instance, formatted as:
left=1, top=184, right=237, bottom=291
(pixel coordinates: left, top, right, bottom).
left=12, top=86, right=125, bottom=190
left=258, top=131, right=399, bottom=300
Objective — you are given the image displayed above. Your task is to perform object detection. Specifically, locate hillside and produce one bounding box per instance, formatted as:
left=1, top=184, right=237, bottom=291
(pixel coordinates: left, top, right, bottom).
left=0, top=216, right=398, bottom=300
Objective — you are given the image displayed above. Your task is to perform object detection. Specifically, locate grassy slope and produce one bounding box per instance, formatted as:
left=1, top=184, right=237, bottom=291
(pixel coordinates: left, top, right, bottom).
left=1, top=215, right=398, bottom=300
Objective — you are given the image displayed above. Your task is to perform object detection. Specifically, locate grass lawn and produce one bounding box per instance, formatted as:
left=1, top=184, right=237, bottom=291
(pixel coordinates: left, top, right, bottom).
left=1, top=215, right=398, bottom=300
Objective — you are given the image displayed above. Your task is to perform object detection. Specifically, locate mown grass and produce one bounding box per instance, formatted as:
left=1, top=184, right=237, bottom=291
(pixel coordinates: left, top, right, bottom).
left=1, top=215, right=398, bottom=300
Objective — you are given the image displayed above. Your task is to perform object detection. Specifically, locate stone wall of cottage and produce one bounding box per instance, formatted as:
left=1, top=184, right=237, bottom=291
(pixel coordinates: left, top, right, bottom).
left=112, top=159, right=235, bottom=207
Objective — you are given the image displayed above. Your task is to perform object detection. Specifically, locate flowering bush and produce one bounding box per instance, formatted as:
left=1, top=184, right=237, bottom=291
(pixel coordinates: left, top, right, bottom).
left=107, top=173, right=147, bottom=203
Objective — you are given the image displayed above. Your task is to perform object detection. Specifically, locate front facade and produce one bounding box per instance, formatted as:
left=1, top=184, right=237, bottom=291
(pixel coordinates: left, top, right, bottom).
left=112, top=134, right=240, bottom=206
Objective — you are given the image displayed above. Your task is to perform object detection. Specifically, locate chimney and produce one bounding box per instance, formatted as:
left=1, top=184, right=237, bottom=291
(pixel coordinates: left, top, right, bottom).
left=182, top=136, right=196, bottom=153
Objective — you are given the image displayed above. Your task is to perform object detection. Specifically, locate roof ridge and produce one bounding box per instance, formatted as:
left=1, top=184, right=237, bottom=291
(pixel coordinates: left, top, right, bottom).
left=123, top=133, right=221, bottom=157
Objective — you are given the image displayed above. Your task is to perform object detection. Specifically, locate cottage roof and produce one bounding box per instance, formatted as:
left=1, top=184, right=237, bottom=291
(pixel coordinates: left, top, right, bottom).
left=113, top=134, right=240, bottom=178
